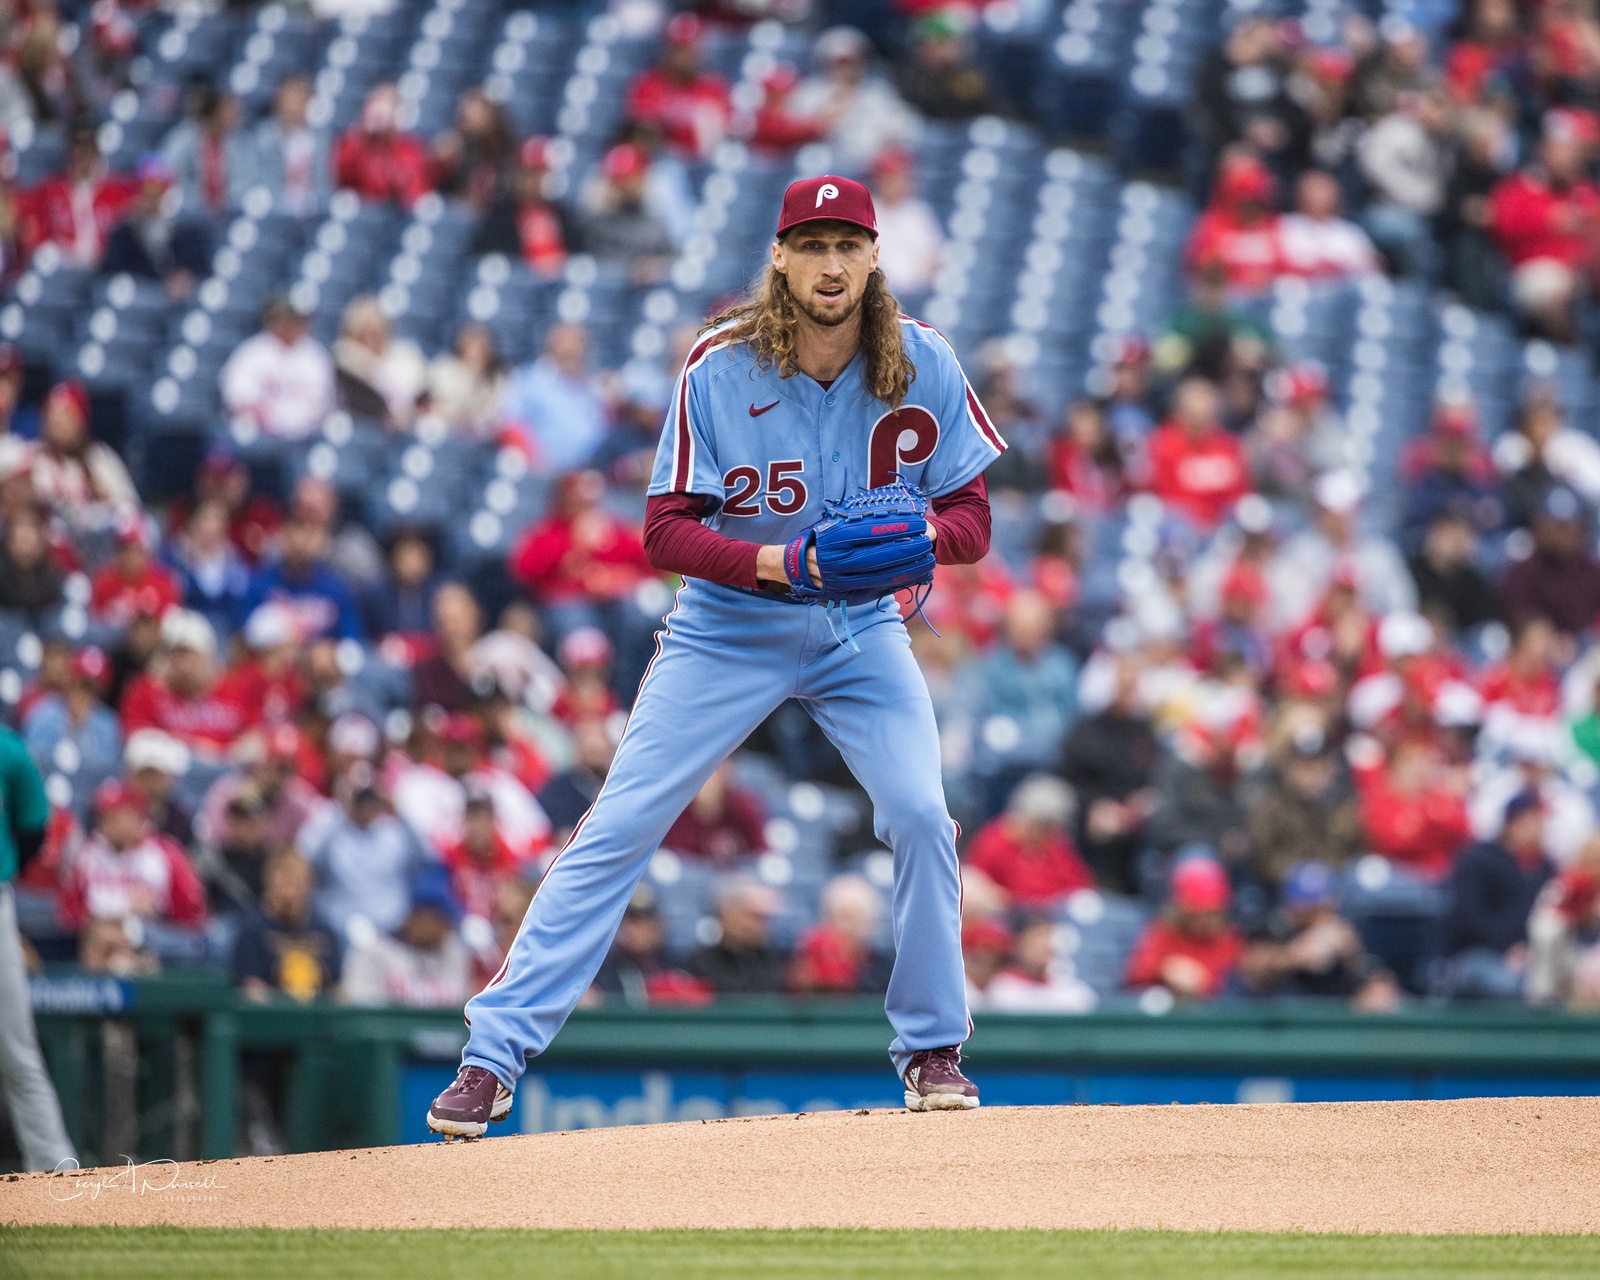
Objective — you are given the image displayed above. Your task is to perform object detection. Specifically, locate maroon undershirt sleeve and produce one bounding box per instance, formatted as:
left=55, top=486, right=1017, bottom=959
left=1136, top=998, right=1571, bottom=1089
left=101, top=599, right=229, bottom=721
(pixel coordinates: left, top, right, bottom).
left=929, top=473, right=991, bottom=565
left=643, top=492, right=762, bottom=589
left=642, top=472, right=993, bottom=589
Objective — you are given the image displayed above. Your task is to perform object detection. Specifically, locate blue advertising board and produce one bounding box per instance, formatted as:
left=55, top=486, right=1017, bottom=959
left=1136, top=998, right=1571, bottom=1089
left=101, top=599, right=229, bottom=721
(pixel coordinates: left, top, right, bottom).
left=397, top=1063, right=1600, bottom=1145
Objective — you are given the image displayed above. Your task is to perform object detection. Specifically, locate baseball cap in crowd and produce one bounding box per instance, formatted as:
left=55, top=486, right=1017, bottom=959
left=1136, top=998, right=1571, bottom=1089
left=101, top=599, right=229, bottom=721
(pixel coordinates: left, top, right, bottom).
left=663, top=11, right=703, bottom=45
left=814, top=25, right=869, bottom=63
left=1281, top=657, right=1338, bottom=700
left=136, top=152, right=175, bottom=187
left=1433, top=680, right=1484, bottom=729
left=265, top=723, right=304, bottom=762
left=1266, top=360, right=1328, bottom=408
left=1314, top=470, right=1365, bottom=515
left=124, top=728, right=192, bottom=778
left=71, top=645, right=111, bottom=692
left=961, top=917, right=1013, bottom=957
left=775, top=175, right=877, bottom=240
left=1378, top=611, right=1434, bottom=660
left=409, top=864, right=463, bottom=924
left=94, top=778, right=147, bottom=818
left=161, top=608, right=217, bottom=658
left=329, top=711, right=381, bottom=760
left=1170, top=855, right=1231, bottom=914
left=1221, top=561, right=1268, bottom=606
left=437, top=713, right=484, bottom=747
left=601, top=142, right=649, bottom=183
left=1110, top=333, right=1151, bottom=368
left=1431, top=400, right=1478, bottom=438
left=44, top=379, right=90, bottom=424
left=244, top=601, right=300, bottom=652
left=559, top=626, right=613, bottom=669
left=1503, top=788, right=1545, bottom=826
left=869, top=146, right=913, bottom=179
left=518, top=135, right=553, bottom=170
left=1281, top=861, right=1336, bottom=911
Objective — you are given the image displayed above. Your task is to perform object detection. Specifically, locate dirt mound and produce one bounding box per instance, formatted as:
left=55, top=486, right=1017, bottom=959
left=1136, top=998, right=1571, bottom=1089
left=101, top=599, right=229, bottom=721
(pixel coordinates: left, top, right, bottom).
left=6, top=1096, right=1599, bottom=1233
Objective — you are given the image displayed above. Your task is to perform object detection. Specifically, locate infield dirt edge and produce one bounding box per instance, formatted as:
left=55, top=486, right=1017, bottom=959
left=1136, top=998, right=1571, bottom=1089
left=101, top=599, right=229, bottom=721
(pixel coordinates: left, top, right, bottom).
left=5, top=1095, right=1598, bottom=1234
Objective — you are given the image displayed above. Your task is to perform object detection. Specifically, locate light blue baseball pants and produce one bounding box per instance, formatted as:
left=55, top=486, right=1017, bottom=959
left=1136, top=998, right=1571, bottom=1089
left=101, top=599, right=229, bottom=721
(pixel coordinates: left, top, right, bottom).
left=461, top=580, right=969, bottom=1086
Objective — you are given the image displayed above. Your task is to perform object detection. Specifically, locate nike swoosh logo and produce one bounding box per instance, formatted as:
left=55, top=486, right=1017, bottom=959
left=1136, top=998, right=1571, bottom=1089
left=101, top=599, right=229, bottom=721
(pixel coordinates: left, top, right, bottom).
left=749, top=401, right=780, bottom=417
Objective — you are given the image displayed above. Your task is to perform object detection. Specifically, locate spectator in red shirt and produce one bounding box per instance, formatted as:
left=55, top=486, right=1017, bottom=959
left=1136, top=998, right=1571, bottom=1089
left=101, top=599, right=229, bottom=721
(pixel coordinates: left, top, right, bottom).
left=550, top=626, right=621, bottom=726
left=789, top=872, right=890, bottom=994
left=60, top=779, right=207, bottom=934
left=231, top=603, right=308, bottom=728
left=1124, top=855, right=1243, bottom=999
left=333, top=84, right=434, bottom=208
left=1478, top=616, right=1563, bottom=722
left=120, top=609, right=255, bottom=757
left=510, top=471, right=653, bottom=611
left=1182, top=153, right=1284, bottom=297
left=1488, top=109, right=1600, bottom=342
left=17, top=125, right=137, bottom=267
left=625, top=14, right=732, bottom=162
left=1445, top=0, right=1524, bottom=105
left=166, top=445, right=283, bottom=567
left=965, top=775, right=1095, bottom=910
left=662, top=761, right=767, bottom=864
left=441, top=786, right=530, bottom=921
left=471, top=136, right=575, bottom=278
left=1358, top=736, right=1473, bottom=880
left=1146, top=377, right=1253, bottom=530
left=91, top=515, right=181, bottom=627
left=751, top=64, right=827, bottom=154
left=1048, top=400, right=1125, bottom=514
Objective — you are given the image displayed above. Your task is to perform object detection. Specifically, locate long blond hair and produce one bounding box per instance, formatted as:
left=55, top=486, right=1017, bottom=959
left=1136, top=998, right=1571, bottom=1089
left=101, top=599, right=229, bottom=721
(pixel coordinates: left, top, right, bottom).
left=703, top=265, right=915, bottom=409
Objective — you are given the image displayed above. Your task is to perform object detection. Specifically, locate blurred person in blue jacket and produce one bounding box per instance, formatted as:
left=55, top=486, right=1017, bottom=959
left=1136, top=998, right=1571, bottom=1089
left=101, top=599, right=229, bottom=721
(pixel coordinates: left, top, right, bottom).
left=242, top=514, right=365, bottom=642
left=499, top=323, right=610, bottom=474
left=968, top=590, right=1078, bottom=812
left=23, top=645, right=121, bottom=788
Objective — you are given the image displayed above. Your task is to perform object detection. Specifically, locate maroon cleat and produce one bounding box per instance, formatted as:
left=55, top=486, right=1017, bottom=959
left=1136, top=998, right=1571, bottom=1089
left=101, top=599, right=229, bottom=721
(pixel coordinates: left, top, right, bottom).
left=426, top=1065, right=513, bottom=1139
left=903, top=1046, right=980, bottom=1111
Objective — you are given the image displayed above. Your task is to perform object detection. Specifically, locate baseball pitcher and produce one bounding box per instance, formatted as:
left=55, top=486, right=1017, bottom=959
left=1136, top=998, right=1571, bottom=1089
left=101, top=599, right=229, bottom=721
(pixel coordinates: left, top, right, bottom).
left=428, top=174, right=1005, bottom=1136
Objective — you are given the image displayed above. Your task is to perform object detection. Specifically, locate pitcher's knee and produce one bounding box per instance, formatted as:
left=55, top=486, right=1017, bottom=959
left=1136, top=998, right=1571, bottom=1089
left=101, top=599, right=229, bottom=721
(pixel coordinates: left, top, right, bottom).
left=879, top=798, right=955, bottom=851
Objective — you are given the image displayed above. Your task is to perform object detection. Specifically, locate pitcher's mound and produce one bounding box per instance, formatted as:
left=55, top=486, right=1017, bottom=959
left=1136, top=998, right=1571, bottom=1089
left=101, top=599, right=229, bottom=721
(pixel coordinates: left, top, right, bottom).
left=6, top=1096, right=1598, bottom=1233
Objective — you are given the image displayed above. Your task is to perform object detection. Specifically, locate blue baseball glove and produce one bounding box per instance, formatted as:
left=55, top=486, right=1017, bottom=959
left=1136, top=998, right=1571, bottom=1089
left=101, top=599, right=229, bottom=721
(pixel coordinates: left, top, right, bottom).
left=782, top=480, right=937, bottom=610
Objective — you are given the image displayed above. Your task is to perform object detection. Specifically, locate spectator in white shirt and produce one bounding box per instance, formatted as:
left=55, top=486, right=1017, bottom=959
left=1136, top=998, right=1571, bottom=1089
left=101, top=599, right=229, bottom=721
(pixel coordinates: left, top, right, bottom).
left=1277, top=169, right=1381, bottom=281
left=342, top=864, right=473, bottom=1007
left=220, top=297, right=337, bottom=440
left=786, top=27, right=920, bottom=170
left=869, top=148, right=944, bottom=304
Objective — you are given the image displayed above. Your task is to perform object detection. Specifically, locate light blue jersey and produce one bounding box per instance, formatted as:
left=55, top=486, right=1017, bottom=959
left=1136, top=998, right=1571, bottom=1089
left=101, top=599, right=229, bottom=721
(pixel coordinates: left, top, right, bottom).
left=648, top=316, right=1005, bottom=546
left=457, top=316, right=1006, bottom=1100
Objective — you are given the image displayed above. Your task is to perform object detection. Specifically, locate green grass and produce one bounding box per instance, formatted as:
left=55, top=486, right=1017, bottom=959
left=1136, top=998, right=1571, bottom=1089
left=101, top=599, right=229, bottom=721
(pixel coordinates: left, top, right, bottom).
left=2, top=1228, right=1599, bottom=1279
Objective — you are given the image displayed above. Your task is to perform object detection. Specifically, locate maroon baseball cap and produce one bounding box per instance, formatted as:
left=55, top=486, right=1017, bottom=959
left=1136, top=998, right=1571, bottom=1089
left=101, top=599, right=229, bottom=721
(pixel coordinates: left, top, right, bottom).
left=775, top=175, right=877, bottom=240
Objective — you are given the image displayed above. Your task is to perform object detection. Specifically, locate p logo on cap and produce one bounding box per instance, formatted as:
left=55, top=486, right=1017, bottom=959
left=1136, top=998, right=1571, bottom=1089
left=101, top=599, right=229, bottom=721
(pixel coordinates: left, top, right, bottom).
left=775, top=175, right=877, bottom=238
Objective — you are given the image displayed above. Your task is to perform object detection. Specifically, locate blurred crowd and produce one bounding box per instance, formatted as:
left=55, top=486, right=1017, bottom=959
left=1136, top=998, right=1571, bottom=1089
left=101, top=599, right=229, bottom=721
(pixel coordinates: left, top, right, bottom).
left=3, top=0, right=1600, bottom=1101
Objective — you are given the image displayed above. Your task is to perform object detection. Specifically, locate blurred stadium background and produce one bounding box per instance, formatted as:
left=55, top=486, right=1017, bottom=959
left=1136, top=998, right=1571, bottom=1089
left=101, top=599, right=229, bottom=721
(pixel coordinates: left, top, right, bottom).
left=7, top=0, right=1600, bottom=1172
